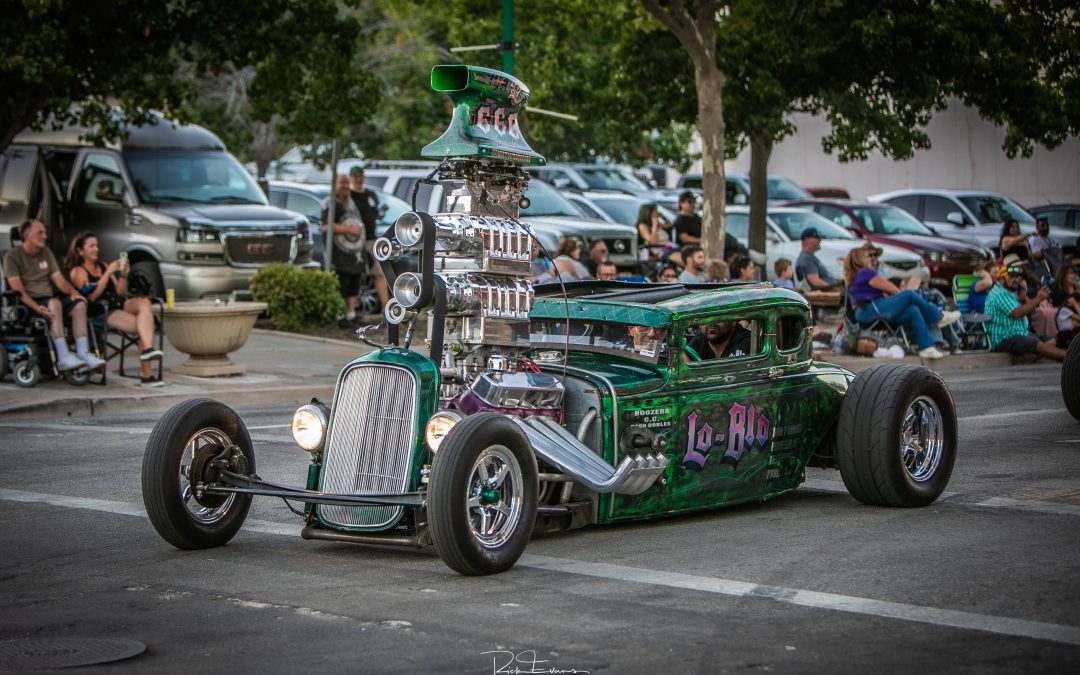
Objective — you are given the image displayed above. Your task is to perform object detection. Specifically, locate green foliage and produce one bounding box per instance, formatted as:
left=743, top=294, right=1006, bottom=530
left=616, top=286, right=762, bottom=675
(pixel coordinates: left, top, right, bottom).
left=250, top=264, right=345, bottom=333
left=1, top=0, right=380, bottom=155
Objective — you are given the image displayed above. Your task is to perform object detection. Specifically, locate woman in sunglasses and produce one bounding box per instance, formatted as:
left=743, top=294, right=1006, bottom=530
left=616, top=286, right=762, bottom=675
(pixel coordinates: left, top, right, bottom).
left=844, top=242, right=961, bottom=360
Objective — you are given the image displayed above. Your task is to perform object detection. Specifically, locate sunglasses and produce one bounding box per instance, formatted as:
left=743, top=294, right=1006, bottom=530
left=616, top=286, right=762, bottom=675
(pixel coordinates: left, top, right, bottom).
left=1006, top=267, right=1024, bottom=276
left=867, top=253, right=880, bottom=259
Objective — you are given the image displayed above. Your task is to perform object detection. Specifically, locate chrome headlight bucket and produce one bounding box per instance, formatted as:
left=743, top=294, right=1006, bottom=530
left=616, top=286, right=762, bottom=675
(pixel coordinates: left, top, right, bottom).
left=425, top=411, right=463, bottom=453
left=292, top=402, right=330, bottom=452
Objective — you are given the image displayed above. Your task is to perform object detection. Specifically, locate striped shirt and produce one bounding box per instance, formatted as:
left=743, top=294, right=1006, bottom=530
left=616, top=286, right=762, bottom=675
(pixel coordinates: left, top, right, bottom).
left=984, top=284, right=1029, bottom=347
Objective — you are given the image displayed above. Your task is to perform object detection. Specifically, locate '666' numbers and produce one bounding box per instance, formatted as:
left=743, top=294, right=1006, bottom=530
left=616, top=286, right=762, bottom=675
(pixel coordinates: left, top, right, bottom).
left=474, top=104, right=520, bottom=139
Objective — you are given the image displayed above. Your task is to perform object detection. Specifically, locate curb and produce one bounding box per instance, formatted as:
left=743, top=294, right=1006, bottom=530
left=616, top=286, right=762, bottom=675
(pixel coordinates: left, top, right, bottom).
left=823, top=352, right=1012, bottom=373
left=0, top=384, right=337, bottom=420
left=251, top=327, right=363, bottom=348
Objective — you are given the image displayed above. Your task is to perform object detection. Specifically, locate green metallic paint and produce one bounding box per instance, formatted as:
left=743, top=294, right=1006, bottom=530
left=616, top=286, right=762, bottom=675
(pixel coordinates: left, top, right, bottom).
left=314, top=347, right=440, bottom=532
left=422, top=65, right=545, bottom=165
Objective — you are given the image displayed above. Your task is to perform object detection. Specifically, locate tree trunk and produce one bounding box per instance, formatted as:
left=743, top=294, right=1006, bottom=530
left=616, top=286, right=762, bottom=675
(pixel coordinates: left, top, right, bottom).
left=747, top=133, right=772, bottom=261
left=695, top=63, right=727, bottom=264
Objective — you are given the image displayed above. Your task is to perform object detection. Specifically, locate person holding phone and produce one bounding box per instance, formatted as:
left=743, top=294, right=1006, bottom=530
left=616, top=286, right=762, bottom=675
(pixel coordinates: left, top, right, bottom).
left=998, top=218, right=1031, bottom=261
left=65, top=232, right=164, bottom=386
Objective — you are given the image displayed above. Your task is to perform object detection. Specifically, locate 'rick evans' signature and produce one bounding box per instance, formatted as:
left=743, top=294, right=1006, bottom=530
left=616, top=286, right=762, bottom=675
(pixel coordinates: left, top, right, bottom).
left=481, top=650, right=591, bottom=675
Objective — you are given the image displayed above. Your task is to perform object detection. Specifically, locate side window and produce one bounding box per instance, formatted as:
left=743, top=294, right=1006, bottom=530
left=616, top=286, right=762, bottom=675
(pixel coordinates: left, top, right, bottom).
left=285, top=192, right=321, bottom=220
left=777, top=314, right=808, bottom=352
left=887, top=195, right=921, bottom=217
left=393, top=177, right=417, bottom=202
left=268, top=190, right=286, bottom=208
left=364, top=175, right=387, bottom=189
left=76, top=153, right=124, bottom=205
left=816, top=205, right=855, bottom=230
left=923, top=196, right=959, bottom=222
left=1038, top=209, right=1067, bottom=229
left=0, top=146, right=37, bottom=207
left=683, top=317, right=764, bottom=364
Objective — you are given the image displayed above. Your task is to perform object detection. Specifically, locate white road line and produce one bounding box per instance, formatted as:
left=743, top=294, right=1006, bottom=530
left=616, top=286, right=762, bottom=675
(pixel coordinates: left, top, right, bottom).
left=0, top=422, right=290, bottom=434
left=516, top=555, right=1080, bottom=647
left=2, top=486, right=1079, bottom=647
left=957, top=409, right=1063, bottom=422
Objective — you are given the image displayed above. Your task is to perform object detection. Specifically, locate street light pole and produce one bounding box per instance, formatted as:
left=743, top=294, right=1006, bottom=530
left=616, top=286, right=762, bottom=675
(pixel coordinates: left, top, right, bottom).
left=501, top=0, right=515, bottom=76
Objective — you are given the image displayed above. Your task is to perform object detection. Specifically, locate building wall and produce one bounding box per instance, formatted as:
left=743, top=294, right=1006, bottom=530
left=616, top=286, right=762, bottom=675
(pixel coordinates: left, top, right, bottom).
left=697, top=98, right=1079, bottom=207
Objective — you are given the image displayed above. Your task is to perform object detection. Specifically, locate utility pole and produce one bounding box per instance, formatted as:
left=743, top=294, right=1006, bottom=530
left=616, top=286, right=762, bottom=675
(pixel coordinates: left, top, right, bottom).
left=501, top=0, right=515, bottom=75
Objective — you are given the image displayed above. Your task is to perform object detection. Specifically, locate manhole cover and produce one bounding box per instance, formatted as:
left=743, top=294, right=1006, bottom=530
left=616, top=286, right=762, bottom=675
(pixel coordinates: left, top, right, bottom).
left=0, top=638, right=145, bottom=670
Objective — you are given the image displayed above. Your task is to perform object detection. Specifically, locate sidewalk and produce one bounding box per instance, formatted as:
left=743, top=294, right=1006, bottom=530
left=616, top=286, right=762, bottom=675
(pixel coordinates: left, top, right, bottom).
left=0, top=328, right=1012, bottom=419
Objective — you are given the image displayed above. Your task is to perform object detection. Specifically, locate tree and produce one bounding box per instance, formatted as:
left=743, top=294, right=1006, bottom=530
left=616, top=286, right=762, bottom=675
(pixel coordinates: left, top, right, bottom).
left=1, top=1, right=379, bottom=156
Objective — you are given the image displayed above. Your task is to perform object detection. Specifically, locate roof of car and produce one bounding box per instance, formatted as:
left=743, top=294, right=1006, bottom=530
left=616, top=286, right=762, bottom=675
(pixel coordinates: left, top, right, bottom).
left=532, top=281, right=806, bottom=325
left=869, top=188, right=1010, bottom=200
left=1029, top=203, right=1080, bottom=210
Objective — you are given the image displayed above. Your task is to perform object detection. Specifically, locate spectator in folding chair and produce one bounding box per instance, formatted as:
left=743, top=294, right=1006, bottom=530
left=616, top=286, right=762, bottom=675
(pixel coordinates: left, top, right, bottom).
left=844, top=241, right=961, bottom=360
left=2, top=219, right=105, bottom=376
left=65, top=232, right=164, bottom=387
left=983, top=261, right=1066, bottom=362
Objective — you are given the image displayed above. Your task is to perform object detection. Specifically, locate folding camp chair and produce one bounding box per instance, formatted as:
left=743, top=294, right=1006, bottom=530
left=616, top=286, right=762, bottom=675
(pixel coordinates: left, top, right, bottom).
left=951, top=274, right=991, bottom=351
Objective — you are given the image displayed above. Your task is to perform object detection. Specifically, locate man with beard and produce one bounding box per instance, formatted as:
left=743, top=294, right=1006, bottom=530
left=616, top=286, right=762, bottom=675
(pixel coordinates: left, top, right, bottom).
left=687, top=320, right=752, bottom=360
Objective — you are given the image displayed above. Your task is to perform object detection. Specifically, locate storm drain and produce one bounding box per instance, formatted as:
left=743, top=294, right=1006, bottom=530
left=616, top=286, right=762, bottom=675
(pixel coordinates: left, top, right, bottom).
left=0, top=638, right=145, bottom=670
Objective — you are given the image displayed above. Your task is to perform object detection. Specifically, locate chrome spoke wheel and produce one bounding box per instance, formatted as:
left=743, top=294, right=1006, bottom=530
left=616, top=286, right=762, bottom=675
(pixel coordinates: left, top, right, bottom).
left=900, top=396, right=943, bottom=482
left=465, top=445, right=524, bottom=549
left=179, top=427, right=236, bottom=524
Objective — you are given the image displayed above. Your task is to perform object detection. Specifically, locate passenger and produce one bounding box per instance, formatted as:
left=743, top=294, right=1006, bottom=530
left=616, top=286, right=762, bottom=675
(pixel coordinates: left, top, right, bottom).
left=65, top=232, right=163, bottom=386
left=626, top=325, right=666, bottom=356
left=2, top=219, right=106, bottom=375
left=845, top=241, right=960, bottom=360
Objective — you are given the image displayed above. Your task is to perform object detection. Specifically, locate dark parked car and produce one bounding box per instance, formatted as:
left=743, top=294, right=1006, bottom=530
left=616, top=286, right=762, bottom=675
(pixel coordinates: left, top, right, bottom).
left=785, top=199, right=992, bottom=288
left=1028, top=204, right=1080, bottom=231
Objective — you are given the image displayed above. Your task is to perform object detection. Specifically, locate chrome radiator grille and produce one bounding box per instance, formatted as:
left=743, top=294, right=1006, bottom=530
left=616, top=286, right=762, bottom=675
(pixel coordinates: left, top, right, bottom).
left=319, top=364, right=417, bottom=529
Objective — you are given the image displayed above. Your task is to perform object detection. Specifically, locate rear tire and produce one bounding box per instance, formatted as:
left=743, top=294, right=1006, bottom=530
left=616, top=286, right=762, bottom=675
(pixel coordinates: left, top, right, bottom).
left=837, top=364, right=957, bottom=507
left=1064, top=339, right=1080, bottom=422
left=142, top=398, right=255, bottom=549
left=428, top=413, right=538, bottom=575
left=131, top=261, right=164, bottom=299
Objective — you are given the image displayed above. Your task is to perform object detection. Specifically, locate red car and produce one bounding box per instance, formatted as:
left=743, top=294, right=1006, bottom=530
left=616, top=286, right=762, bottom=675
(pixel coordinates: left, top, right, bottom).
left=785, top=199, right=992, bottom=289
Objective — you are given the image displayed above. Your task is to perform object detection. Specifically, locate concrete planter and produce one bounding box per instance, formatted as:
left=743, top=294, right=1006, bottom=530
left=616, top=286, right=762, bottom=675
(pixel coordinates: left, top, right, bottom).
left=162, top=301, right=268, bottom=376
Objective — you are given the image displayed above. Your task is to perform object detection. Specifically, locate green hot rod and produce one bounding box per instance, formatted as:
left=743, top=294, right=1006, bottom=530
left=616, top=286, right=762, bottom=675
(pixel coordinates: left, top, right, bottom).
left=142, top=65, right=958, bottom=575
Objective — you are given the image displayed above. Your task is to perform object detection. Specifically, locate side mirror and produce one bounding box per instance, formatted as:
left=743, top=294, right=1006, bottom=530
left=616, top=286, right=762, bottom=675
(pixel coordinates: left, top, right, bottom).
left=552, top=177, right=571, bottom=189
left=733, top=194, right=747, bottom=205
left=945, top=211, right=965, bottom=226
left=378, top=203, right=389, bottom=219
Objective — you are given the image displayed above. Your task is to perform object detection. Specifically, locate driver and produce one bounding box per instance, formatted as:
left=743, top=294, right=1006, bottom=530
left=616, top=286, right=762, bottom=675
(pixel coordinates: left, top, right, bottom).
left=687, top=321, right=751, bottom=359
left=626, top=325, right=666, bottom=356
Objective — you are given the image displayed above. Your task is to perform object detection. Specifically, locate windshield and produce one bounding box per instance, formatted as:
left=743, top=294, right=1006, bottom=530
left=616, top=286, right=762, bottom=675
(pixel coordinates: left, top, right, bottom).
left=530, top=319, right=668, bottom=362
left=768, top=210, right=855, bottom=240
left=520, top=180, right=583, bottom=218
left=578, top=167, right=648, bottom=194
left=851, top=206, right=934, bottom=235
left=124, top=151, right=267, bottom=205
left=959, top=195, right=1034, bottom=224
left=766, top=177, right=810, bottom=200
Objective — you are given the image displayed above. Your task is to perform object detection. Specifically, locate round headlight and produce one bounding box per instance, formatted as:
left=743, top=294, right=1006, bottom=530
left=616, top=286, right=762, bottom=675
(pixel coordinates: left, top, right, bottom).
left=292, top=404, right=328, bottom=452
left=425, top=411, right=463, bottom=453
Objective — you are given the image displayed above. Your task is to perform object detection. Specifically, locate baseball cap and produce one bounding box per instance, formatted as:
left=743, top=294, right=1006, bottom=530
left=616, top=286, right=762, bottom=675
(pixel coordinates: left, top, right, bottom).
left=1001, top=253, right=1022, bottom=268
left=348, top=164, right=364, bottom=176
left=800, top=227, right=822, bottom=240
left=678, top=190, right=696, bottom=203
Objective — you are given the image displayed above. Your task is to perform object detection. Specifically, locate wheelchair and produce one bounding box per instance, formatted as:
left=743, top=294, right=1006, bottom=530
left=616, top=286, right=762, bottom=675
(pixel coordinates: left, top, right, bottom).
left=0, top=290, right=100, bottom=387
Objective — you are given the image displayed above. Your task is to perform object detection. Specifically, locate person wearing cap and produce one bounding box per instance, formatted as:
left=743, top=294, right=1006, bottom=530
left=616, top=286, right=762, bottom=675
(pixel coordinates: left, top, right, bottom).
left=347, top=165, right=388, bottom=310
left=983, top=257, right=1066, bottom=361
left=795, top=227, right=841, bottom=292
left=844, top=241, right=961, bottom=360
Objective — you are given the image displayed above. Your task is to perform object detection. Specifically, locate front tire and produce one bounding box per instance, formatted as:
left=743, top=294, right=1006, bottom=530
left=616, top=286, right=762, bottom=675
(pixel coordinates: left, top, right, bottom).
left=837, top=365, right=957, bottom=507
left=428, top=413, right=538, bottom=576
left=1063, top=339, right=1080, bottom=422
left=13, top=362, right=40, bottom=387
left=142, top=398, right=256, bottom=549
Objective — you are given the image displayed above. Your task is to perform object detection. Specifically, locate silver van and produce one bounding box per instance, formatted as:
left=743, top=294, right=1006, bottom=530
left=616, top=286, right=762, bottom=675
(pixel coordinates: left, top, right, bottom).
left=0, top=114, right=314, bottom=299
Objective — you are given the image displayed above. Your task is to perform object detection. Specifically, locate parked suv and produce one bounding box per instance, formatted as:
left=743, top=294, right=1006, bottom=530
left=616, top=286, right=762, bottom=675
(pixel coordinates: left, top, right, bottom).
left=366, top=166, right=639, bottom=270
left=867, top=188, right=1076, bottom=254
left=784, top=199, right=991, bottom=288
left=0, top=114, right=313, bottom=299
left=676, top=172, right=810, bottom=205
left=524, top=163, right=648, bottom=195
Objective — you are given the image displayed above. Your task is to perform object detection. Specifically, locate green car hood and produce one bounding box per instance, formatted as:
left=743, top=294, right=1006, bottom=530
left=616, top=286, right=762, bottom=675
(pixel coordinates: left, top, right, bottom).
left=562, top=353, right=667, bottom=397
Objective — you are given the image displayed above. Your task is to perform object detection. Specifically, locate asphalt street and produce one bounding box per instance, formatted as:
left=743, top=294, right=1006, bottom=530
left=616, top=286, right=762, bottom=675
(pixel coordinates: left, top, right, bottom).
left=0, top=362, right=1077, bottom=673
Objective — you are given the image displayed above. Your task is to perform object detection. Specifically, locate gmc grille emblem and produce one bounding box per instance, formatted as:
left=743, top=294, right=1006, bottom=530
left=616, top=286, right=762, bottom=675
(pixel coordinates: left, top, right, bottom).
left=247, top=243, right=274, bottom=255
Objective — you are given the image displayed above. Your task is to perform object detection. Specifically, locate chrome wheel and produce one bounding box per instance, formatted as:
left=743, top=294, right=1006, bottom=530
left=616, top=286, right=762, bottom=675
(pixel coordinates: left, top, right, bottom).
left=465, top=445, right=524, bottom=549
left=900, top=396, right=943, bottom=482
left=178, top=427, right=237, bottom=524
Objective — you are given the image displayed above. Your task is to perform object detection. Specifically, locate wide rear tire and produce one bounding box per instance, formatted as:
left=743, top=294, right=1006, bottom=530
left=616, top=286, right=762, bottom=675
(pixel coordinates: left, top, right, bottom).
left=142, top=398, right=256, bottom=549
left=837, top=365, right=957, bottom=507
left=1063, top=339, right=1080, bottom=422
left=428, top=413, right=538, bottom=576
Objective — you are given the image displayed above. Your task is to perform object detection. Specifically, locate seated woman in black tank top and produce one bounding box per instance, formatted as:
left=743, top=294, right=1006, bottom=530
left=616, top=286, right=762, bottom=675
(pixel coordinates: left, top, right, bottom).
left=998, top=218, right=1031, bottom=261
left=65, top=232, right=165, bottom=386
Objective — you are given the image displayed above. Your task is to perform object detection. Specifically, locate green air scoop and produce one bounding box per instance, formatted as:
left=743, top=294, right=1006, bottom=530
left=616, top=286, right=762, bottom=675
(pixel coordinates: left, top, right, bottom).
left=421, top=65, right=546, bottom=165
